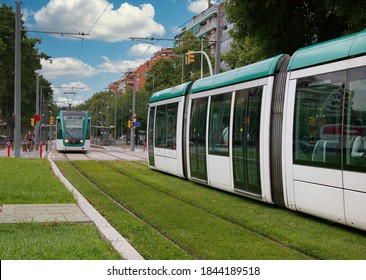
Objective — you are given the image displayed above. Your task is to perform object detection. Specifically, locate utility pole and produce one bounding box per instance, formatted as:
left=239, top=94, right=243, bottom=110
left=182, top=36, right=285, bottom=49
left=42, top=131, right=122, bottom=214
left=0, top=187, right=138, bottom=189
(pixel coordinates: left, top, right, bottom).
left=35, top=73, right=40, bottom=150
left=130, top=76, right=137, bottom=151
left=14, top=2, right=21, bottom=157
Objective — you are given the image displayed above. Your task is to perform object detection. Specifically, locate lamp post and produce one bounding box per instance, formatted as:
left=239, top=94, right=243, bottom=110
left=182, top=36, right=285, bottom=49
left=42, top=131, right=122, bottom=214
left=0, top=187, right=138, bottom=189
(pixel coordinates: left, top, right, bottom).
left=131, top=75, right=137, bottom=151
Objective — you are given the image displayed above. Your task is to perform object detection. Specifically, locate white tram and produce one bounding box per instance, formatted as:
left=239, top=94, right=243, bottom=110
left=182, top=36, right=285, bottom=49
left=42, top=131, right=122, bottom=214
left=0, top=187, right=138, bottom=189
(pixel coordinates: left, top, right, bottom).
left=56, top=110, right=91, bottom=151
left=147, top=30, right=366, bottom=231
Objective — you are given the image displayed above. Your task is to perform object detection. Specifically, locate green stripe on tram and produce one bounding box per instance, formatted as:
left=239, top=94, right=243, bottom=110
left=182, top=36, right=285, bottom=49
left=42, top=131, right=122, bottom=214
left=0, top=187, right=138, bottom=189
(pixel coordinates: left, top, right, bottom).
left=190, top=54, right=284, bottom=93
left=288, top=30, right=366, bottom=71
left=149, top=82, right=192, bottom=103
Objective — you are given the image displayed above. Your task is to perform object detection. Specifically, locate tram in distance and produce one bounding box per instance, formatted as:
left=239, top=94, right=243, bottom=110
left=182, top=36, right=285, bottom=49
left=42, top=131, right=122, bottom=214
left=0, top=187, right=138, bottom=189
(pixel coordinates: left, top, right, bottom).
left=147, top=30, right=366, bottom=231
left=55, top=110, right=91, bottom=151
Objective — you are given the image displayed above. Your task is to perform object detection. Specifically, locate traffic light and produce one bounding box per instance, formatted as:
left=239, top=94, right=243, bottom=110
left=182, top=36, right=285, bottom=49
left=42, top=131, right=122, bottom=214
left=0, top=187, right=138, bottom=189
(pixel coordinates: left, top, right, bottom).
left=186, top=50, right=195, bottom=64
left=50, top=116, right=54, bottom=125
left=31, top=118, right=34, bottom=127
left=128, top=120, right=132, bottom=128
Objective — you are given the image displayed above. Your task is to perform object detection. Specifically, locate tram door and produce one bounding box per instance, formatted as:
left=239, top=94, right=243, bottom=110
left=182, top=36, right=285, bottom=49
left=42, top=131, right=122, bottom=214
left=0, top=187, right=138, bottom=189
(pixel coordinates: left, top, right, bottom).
left=147, top=107, right=155, bottom=167
left=232, top=88, right=263, bottom=195
left=189, top=97, right=208, bottom=181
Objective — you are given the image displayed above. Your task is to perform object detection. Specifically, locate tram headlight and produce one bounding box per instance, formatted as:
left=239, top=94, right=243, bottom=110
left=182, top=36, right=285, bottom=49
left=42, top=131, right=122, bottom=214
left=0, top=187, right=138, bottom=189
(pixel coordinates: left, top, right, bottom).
left=80, top=139, right=84, bottom=143
left=65, top=139, right=69, bottom=143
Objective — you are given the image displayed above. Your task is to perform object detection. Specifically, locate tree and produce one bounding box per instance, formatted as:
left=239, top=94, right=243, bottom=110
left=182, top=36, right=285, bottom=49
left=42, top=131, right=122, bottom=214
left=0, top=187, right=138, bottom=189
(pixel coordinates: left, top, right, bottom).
left=221, top=36, right=264, bottom=69
left=223, top=0, right=366, bottom=67
left=0, top=3, right=52, bottom=136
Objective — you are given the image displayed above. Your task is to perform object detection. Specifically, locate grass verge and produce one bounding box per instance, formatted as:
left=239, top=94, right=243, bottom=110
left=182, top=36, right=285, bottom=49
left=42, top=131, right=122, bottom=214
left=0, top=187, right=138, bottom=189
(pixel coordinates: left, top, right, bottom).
left=0, top=158, right=75, bottom=204
left=0, top=158, right=120, bottom=260
left=0, top=223, right=121, bottom=260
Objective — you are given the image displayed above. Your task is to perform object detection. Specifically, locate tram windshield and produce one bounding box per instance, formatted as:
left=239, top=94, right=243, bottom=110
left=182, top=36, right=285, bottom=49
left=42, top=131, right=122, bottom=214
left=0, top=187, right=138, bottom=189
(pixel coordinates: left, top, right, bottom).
left=63, top=115, right=85, bottom=139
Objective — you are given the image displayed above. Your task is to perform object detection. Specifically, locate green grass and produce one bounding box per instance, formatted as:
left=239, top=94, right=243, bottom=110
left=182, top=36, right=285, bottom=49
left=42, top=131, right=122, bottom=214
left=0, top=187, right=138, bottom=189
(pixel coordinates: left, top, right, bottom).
left=100, top=160, right=366, bottom=260
left=63, top=160, right=310, bottom=260
left=0, top=158, right=75, bottom=204
left=55, top=160, right=194, bottom=260
left=0, top=223, right=121, bottom=260
left=0, top=158, right=121, bottom=260
left=103, top=161, right=366, bottom=259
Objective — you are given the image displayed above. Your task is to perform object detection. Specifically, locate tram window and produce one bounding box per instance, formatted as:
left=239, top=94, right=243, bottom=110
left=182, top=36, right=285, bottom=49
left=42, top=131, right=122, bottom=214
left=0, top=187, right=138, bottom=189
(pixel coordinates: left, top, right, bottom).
left=293, top=71, right=345, bottom=168
left=209, top=92, right=231, bottom=156
left=345, top=66, right=366, bottom=172
left=155, top=103, right=178, bottom=150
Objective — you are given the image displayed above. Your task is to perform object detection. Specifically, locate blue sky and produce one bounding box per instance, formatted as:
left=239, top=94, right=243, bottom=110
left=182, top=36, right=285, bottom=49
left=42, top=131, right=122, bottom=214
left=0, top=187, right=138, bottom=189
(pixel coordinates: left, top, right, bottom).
left=3, top=0, right=215, bottom=106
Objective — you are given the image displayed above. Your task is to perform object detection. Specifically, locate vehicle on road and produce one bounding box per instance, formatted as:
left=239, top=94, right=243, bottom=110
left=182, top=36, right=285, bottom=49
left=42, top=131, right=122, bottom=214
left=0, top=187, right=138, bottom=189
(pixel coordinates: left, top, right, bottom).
left=56, top=110, right=91, bottom=151
left=147, top=30, right=366, bottom=231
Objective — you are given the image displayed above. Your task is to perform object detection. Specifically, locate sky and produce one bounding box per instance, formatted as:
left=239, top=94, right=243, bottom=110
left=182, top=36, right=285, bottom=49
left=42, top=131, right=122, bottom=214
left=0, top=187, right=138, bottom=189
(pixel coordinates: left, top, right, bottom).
left=3, top=0, right=217, bottom=107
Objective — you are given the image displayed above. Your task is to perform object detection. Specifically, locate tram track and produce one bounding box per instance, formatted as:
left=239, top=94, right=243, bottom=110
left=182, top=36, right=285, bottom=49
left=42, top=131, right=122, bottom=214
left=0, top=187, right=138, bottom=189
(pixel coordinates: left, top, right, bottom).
left=62, top=153, right=195, bottom=259
left=97, top=160, right=315, bottom=259
left=59, top=151, right=314, bottom=259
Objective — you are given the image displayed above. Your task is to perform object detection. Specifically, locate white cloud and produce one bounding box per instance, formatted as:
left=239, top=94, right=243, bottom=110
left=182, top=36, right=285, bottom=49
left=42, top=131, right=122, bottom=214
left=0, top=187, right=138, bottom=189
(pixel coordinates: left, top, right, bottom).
left=187, top=0, right=215, bottom=14
left=127, top=44, right=162, bottom=57
left=96, top=56, right=142, bottom=73
left=40, top=57, right=98, bottom=79
left=53, top=81, right=91, bottom=107
left=33, top=0, right=165, bottom=42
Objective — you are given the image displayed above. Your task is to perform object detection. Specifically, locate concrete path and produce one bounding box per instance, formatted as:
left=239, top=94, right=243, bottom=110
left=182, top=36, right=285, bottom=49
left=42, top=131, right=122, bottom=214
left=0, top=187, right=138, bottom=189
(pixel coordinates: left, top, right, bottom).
left=0, top=204, right=90, bottom=223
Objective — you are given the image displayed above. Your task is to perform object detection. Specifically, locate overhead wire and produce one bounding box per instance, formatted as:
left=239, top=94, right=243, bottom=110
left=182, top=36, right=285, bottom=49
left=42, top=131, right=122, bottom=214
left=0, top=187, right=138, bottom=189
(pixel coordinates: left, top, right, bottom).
left=121, top=0, right=223, bottom=79
left=69, top=2, right=111, bottom=106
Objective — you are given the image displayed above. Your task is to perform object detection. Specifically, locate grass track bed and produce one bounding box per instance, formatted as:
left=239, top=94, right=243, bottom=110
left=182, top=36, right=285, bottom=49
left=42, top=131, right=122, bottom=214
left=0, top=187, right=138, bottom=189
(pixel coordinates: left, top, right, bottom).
left=56, top=160, right=192, bottom=260
left=56, top=159, right=366, bottom=259
left=101, top=161, right=366, bottom=259
left=62, top=160, right=307, bottom=259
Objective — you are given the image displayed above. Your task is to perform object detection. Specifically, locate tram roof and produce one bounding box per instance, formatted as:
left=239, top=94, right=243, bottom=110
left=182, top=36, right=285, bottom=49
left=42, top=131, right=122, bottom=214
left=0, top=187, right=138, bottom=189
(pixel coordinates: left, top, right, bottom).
left=190, top=54, right=284, bottom=94
left=149, top=82, right=192, bottom=103
left=288, top=30, right=366, bottom=71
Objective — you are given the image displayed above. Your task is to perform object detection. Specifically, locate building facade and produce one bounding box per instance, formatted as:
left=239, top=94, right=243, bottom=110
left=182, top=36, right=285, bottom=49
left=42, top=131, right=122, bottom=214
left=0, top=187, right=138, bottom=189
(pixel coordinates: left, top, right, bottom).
left=174, top=3, right=232, bottom=57
left=109, top=48, right=174, bottom=93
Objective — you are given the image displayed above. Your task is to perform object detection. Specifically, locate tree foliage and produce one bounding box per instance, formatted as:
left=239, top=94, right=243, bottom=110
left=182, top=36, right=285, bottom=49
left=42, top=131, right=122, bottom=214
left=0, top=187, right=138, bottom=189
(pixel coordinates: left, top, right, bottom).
left=0, top=3, right=52, bottom=137
left=223, top=0, right=366, bottom=67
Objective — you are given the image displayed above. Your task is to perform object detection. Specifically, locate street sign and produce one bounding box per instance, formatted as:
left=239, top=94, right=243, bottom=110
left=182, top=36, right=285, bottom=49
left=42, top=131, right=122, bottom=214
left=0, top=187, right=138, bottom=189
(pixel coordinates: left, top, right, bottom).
left=34, top=114, right=40, bottom=121
left=134, top=122, right=140, bottom=127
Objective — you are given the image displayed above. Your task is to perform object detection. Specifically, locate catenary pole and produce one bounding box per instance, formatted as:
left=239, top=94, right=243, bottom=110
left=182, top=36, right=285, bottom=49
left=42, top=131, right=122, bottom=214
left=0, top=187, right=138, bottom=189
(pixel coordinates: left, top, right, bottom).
left=14, top=2, right=21, bottom=157
left=35, top=73, right=40, bottom=149
left=130, top=76, right=136, bottom=151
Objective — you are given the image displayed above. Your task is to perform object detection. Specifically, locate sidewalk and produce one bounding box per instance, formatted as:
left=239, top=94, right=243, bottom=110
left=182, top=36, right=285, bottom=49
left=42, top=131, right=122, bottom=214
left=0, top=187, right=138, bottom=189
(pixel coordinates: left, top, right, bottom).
left=0, top=146, right=47, bottom=158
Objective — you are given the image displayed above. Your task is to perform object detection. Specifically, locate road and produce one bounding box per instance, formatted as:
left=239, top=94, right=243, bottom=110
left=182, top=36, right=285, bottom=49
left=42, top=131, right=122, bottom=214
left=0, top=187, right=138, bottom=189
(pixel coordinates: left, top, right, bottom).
left=49, top=144, right=147, bottom=161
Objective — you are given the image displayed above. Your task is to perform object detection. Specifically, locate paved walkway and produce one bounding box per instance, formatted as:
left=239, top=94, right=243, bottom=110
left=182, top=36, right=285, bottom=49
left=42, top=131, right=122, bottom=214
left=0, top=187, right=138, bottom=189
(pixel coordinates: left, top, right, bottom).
left=0, top=204, right=90, bottom=223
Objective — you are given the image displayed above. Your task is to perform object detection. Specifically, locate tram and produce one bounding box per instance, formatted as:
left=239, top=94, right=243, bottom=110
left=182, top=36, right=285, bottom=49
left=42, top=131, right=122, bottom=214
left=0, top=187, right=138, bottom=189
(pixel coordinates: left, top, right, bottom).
left=56, top=110, right=91, bottom=151
left=147, top=30, right=366, bottom=231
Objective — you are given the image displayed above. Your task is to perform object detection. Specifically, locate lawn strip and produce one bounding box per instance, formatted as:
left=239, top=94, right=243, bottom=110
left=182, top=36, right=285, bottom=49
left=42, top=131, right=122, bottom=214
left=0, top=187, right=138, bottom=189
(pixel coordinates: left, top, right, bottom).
left=0, top=158, right=75, bottom=204
left=0, top=223, right=121, bottom=260
left=72, top=160, right=309, bottom=260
